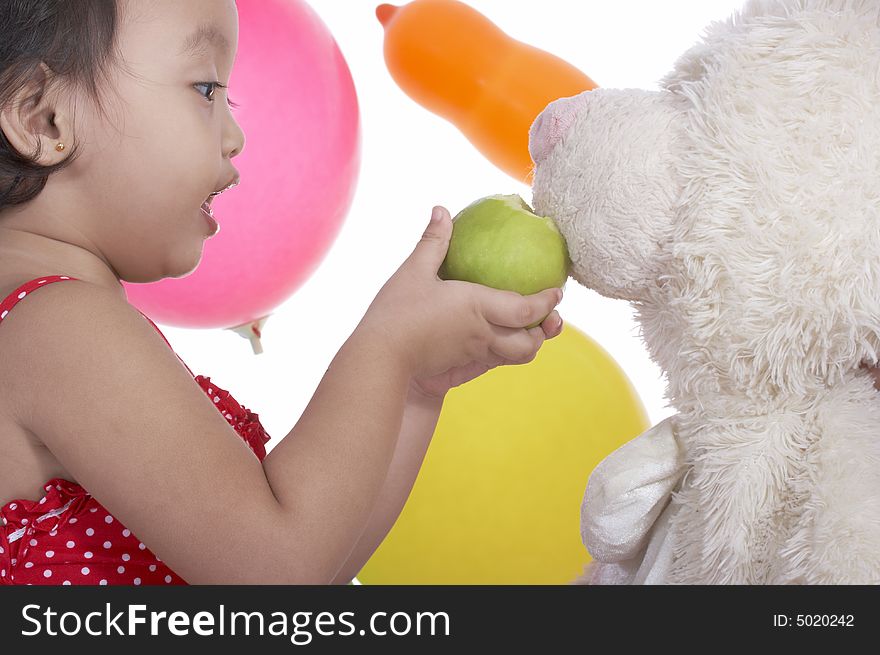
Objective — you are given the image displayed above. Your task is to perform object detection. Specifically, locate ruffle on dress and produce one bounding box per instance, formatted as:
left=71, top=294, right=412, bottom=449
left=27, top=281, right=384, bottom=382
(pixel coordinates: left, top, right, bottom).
left=194, top=375, right=271, bottom=461
left=1, top=479, right=90, bottom=548
left=0, top=479, right=135, bottom=585
left=0, top=477, right=185, bottom=586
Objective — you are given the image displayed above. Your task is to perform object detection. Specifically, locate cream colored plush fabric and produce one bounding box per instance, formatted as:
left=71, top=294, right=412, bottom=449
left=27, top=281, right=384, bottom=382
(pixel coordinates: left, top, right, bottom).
left=531, top=0, right=880, bottom=584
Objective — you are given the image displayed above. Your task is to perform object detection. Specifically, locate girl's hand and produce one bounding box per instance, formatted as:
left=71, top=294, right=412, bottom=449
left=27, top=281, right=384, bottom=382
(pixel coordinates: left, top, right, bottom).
left=409, top=310, right=564, bottom=400
left=357, top=205, right=565, bottom=399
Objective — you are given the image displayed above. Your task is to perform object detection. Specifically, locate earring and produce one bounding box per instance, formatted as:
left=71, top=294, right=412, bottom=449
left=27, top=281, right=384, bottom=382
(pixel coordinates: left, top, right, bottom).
left=55, top=143, right=65, bottom=152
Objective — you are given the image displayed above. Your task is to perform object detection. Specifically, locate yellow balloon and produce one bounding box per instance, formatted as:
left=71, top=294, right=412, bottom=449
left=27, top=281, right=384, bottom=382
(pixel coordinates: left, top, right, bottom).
left=357, top=322, right=650, bottom=584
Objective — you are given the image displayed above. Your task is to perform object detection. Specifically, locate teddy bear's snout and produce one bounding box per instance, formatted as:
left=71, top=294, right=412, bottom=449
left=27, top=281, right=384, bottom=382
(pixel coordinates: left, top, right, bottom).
left=528, top=93, right=590, bottom=166
left=530, top=88, right=681, bottom=303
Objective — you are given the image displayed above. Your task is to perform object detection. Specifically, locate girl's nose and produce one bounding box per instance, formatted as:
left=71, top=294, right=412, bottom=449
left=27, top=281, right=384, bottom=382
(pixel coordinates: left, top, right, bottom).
left=528, top=92, right=589, bottom=166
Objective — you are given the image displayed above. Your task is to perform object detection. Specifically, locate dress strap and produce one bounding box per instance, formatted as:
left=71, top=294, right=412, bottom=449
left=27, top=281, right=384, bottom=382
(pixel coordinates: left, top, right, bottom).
left=0, top=275, right=76, bottom=323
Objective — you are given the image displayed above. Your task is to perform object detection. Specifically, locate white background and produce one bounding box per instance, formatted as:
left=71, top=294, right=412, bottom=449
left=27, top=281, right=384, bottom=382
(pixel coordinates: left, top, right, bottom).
left=157, top=0, right=745, bottom=448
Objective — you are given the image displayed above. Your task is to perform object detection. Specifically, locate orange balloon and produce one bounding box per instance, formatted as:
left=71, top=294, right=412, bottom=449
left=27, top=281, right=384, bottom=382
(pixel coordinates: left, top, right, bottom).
left=376, top=0, right=598, bottom=184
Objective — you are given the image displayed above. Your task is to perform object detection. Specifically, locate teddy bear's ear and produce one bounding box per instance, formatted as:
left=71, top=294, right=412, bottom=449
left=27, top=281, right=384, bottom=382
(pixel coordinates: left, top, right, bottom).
left=530, top=88, right=682, bottom=302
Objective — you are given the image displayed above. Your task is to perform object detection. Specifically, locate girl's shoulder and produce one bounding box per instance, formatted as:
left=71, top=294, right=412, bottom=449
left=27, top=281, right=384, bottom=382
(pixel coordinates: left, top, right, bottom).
left=0, top=274, right=124, bottom=501
left=0, top=273, right=148, bottom=424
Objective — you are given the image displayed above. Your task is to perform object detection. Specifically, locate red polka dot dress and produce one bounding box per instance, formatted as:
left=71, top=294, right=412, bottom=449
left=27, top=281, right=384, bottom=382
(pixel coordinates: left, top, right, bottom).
left=0, top=276, right=271, bottom=585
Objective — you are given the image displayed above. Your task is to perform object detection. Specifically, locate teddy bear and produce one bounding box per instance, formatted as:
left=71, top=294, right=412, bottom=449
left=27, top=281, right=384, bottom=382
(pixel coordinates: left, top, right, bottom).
left=527, top=0, right=880, bottom=584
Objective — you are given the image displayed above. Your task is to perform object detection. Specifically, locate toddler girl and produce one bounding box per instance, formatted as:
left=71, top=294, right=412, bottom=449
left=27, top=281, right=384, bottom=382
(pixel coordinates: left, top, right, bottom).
left=0, top=0, right=563, bottom=585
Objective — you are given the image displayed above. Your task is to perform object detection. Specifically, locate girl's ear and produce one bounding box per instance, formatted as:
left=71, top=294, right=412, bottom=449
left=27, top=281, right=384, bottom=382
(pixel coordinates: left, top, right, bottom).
left=0, top=62, right=73, bottom=165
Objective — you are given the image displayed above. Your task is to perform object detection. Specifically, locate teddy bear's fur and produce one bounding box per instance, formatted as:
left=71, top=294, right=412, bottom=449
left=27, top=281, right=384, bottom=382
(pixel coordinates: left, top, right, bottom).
left=529, top=0, right=880, bottom=584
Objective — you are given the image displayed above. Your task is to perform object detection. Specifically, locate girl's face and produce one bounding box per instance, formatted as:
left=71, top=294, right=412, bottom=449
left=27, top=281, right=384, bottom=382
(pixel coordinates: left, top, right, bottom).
left=2, top=0, right=245, bottom=284
left=84, top=0, right=245, bottom=282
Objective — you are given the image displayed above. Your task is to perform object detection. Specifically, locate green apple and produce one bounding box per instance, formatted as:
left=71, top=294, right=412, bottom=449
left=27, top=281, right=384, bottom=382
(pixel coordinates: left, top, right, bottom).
left=438, top=194, right=571, bottom=329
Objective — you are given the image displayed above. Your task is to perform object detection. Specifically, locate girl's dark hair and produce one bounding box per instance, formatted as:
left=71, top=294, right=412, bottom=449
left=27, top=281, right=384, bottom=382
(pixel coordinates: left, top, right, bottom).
left=0, top=0, right=119, bottom=211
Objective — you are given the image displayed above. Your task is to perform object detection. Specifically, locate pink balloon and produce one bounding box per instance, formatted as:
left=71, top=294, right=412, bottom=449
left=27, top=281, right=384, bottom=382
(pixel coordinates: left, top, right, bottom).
left=122, top=0, right=361, bottom=329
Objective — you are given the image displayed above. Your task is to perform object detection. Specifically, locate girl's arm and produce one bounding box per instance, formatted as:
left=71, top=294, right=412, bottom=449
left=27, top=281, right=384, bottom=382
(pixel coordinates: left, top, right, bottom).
left=329, top=382, right=444, bottom=584
left=328, top=313, right=565, bottom=584
left=259, top=325, right=415, bottom=583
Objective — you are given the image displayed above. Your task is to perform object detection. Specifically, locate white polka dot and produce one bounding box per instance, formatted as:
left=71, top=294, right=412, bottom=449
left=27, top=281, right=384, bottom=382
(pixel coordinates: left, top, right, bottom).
left=103, top=541, right=112, bottom=549
left=55, top=484, right=61, bottom=490
left=104, top=515, right=113, bottom=524
left=21, top=518, right=27, bottom=524
left=208, top=388, right=213, bottom=394
left=99, top=579, right=107, bottom=585
left=29, top=538, right=38, bottom=547
left=86, top=528, right=95, bottom=536
left=17, top=291, right=26, bottom=299
left=24, top=562, right=34, bottom=568
left=164, top=575, right=172, bottom=583
left=38, top=279, right=46, bottom=284
left=134, top=578, right=141, bottom=585
left=89, top=508, right=97, bottom=513
left=0, top=546, right=4, bottom=554
left=43, top=569, right=52, bottom=578
left=1, top=570, right=5, bottom=577
left=122, top=529, right=131, bottom=537
left=62, top=581, right=71, bottom=585
left=84, top=551, right=93, bottom=559
left=81, top=567, right=90, bottom=575
left=117, top=566, right=125, bottom=574
left=8, top=503, right=15, bottom=510
left=139, top=543, right=146, bottom=550
left=60, top=276, right=69, bottom=280
left=46, top=550, right=54, bottom=558
left=66, top=540, right=75, bottom=548
left=149, top=565, right=156, bottom=572
left=49, top=530, right=57, bottom=536
left=121, top=553, right=130, bottom=562
left=0, top=310, right=7, bottom=319
left=214, top=396, right=220, bottom=403
left=69, top=518, right=77, bottom=524
left=39, top=497, right=46, bottom=504
left=11, top=558, right=16, bottom=565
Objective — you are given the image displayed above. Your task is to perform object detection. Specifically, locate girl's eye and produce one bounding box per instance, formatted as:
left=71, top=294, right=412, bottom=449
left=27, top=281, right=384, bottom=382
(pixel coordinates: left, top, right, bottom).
left=194, top=82, right=240, bottom=110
